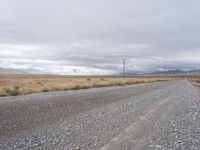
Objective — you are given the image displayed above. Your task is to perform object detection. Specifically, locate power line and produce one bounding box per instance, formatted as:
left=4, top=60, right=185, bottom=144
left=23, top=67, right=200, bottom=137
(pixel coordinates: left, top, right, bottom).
left=123, top=57, right=126, bottom=77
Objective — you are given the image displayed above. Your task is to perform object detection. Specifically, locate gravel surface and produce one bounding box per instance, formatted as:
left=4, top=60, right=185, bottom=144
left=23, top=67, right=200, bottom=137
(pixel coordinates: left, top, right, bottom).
left=0, top=80, right=199, bottom=149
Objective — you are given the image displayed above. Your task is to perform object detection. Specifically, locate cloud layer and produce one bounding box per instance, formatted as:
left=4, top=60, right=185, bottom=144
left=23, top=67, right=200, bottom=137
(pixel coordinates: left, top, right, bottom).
left=0, top=0, right=200, bottom=75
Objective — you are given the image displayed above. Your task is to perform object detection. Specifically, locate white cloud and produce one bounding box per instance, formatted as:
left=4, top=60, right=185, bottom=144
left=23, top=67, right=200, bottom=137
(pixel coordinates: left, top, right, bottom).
left=0, top=0, right=200, bottom=74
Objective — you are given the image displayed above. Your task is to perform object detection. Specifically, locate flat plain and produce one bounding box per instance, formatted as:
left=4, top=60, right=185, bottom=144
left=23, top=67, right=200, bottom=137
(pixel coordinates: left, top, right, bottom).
left=0, top=74, right=178, bottom=96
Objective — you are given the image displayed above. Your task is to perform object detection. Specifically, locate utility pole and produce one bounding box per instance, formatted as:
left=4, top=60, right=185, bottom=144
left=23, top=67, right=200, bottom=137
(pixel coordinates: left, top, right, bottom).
left=163, top=65, right=166, bottom=77
left=123, top=57, right=126, bottom=78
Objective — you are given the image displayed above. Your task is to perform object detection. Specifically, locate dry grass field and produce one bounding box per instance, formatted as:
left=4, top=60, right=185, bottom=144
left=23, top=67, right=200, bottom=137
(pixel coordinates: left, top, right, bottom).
left=0, top=74, right=179, bottom=96
left=187, top=76, right=200, bottom=87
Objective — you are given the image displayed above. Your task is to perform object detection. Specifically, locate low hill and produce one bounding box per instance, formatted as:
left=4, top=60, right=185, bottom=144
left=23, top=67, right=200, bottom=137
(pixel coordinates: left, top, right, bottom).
left=0, top=68, right=25, bottom=74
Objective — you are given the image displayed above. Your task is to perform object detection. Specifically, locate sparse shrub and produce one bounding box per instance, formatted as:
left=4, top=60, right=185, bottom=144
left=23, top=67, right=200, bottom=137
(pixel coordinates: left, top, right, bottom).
left=41, top=88, right=49, bottom=92
left=0, top=93, right=6, bottom=97
left=4, top=86, right=20, bottom=96
left=53, top=87, right=61, bottom=91
left=71, top=85, right=80, bottom=90
left=109, top=82, right=116, bottom=86
left=64, top=87, right=69, bottom=91
left=134, top=81, right=145, bottom=84
left=87, top=78, right=91, bottom=81
left=14, top=85, right=20, bottom=90
left=115, top=83, right=123, bottom=86
left=81, top=86, right=90, bottom=89
left=27, top=90, right=35, bottom=94
left=94, top=84, right=107, bottom=88
left=125, top=81, right=133, bottom=85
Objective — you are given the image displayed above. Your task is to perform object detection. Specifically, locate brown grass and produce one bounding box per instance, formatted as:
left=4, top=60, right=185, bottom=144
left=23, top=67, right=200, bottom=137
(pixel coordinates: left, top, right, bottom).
left=0, top=74, right=179, bottom=96
left=187, top=76, right=200, bottom=87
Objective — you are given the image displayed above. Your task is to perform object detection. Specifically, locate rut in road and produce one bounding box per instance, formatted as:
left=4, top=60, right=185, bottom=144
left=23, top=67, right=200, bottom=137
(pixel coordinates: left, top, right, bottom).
left=0, top=80, right=199, bottom=149
left=101, top=80, right=200, bottom=150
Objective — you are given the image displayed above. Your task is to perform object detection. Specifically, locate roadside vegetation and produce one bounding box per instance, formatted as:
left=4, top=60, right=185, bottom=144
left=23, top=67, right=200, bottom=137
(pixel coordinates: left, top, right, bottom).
left=0, top=74, right=180, bottom=96
left=187, top=76, right=200, bottom=87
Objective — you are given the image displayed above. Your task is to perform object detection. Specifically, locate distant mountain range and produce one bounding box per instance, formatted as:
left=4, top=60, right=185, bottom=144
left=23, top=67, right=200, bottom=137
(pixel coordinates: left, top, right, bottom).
left=121, top=69, right=200, bottom=76
left=0, top=67, right=200, bottom=76
left=146, top=69, right=200, bottom=76
left=0, top=68, right=25, bottom=74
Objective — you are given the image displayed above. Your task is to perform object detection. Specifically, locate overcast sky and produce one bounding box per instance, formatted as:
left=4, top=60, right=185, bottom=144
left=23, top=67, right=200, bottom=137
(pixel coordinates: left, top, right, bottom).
left=0, top=0, right=200, bottom=75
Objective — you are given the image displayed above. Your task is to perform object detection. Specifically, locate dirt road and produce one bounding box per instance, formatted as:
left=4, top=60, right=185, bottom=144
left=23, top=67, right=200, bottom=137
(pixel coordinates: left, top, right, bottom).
left=0, top=80, right=200, bottom=149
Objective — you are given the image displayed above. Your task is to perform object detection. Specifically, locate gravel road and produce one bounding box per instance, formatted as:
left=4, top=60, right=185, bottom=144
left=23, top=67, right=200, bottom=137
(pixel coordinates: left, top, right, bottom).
left=0, top=80, right=200, bottom=150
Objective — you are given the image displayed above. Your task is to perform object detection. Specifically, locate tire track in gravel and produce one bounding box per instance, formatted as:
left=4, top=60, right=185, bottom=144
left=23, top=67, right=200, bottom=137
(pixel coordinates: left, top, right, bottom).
left=100, top=80, right=200, bottom=150
left=0, top=80, right=176, bottom=137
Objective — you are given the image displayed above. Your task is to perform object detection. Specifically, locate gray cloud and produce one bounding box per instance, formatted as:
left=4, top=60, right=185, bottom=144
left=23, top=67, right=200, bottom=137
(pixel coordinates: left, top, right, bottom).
left=0, top=0, right=200, bottom=75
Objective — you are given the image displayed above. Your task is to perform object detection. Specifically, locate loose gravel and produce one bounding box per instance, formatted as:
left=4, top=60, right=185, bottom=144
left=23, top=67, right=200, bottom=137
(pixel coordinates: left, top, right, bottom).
left=0, top=80, right=199, bottom=150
